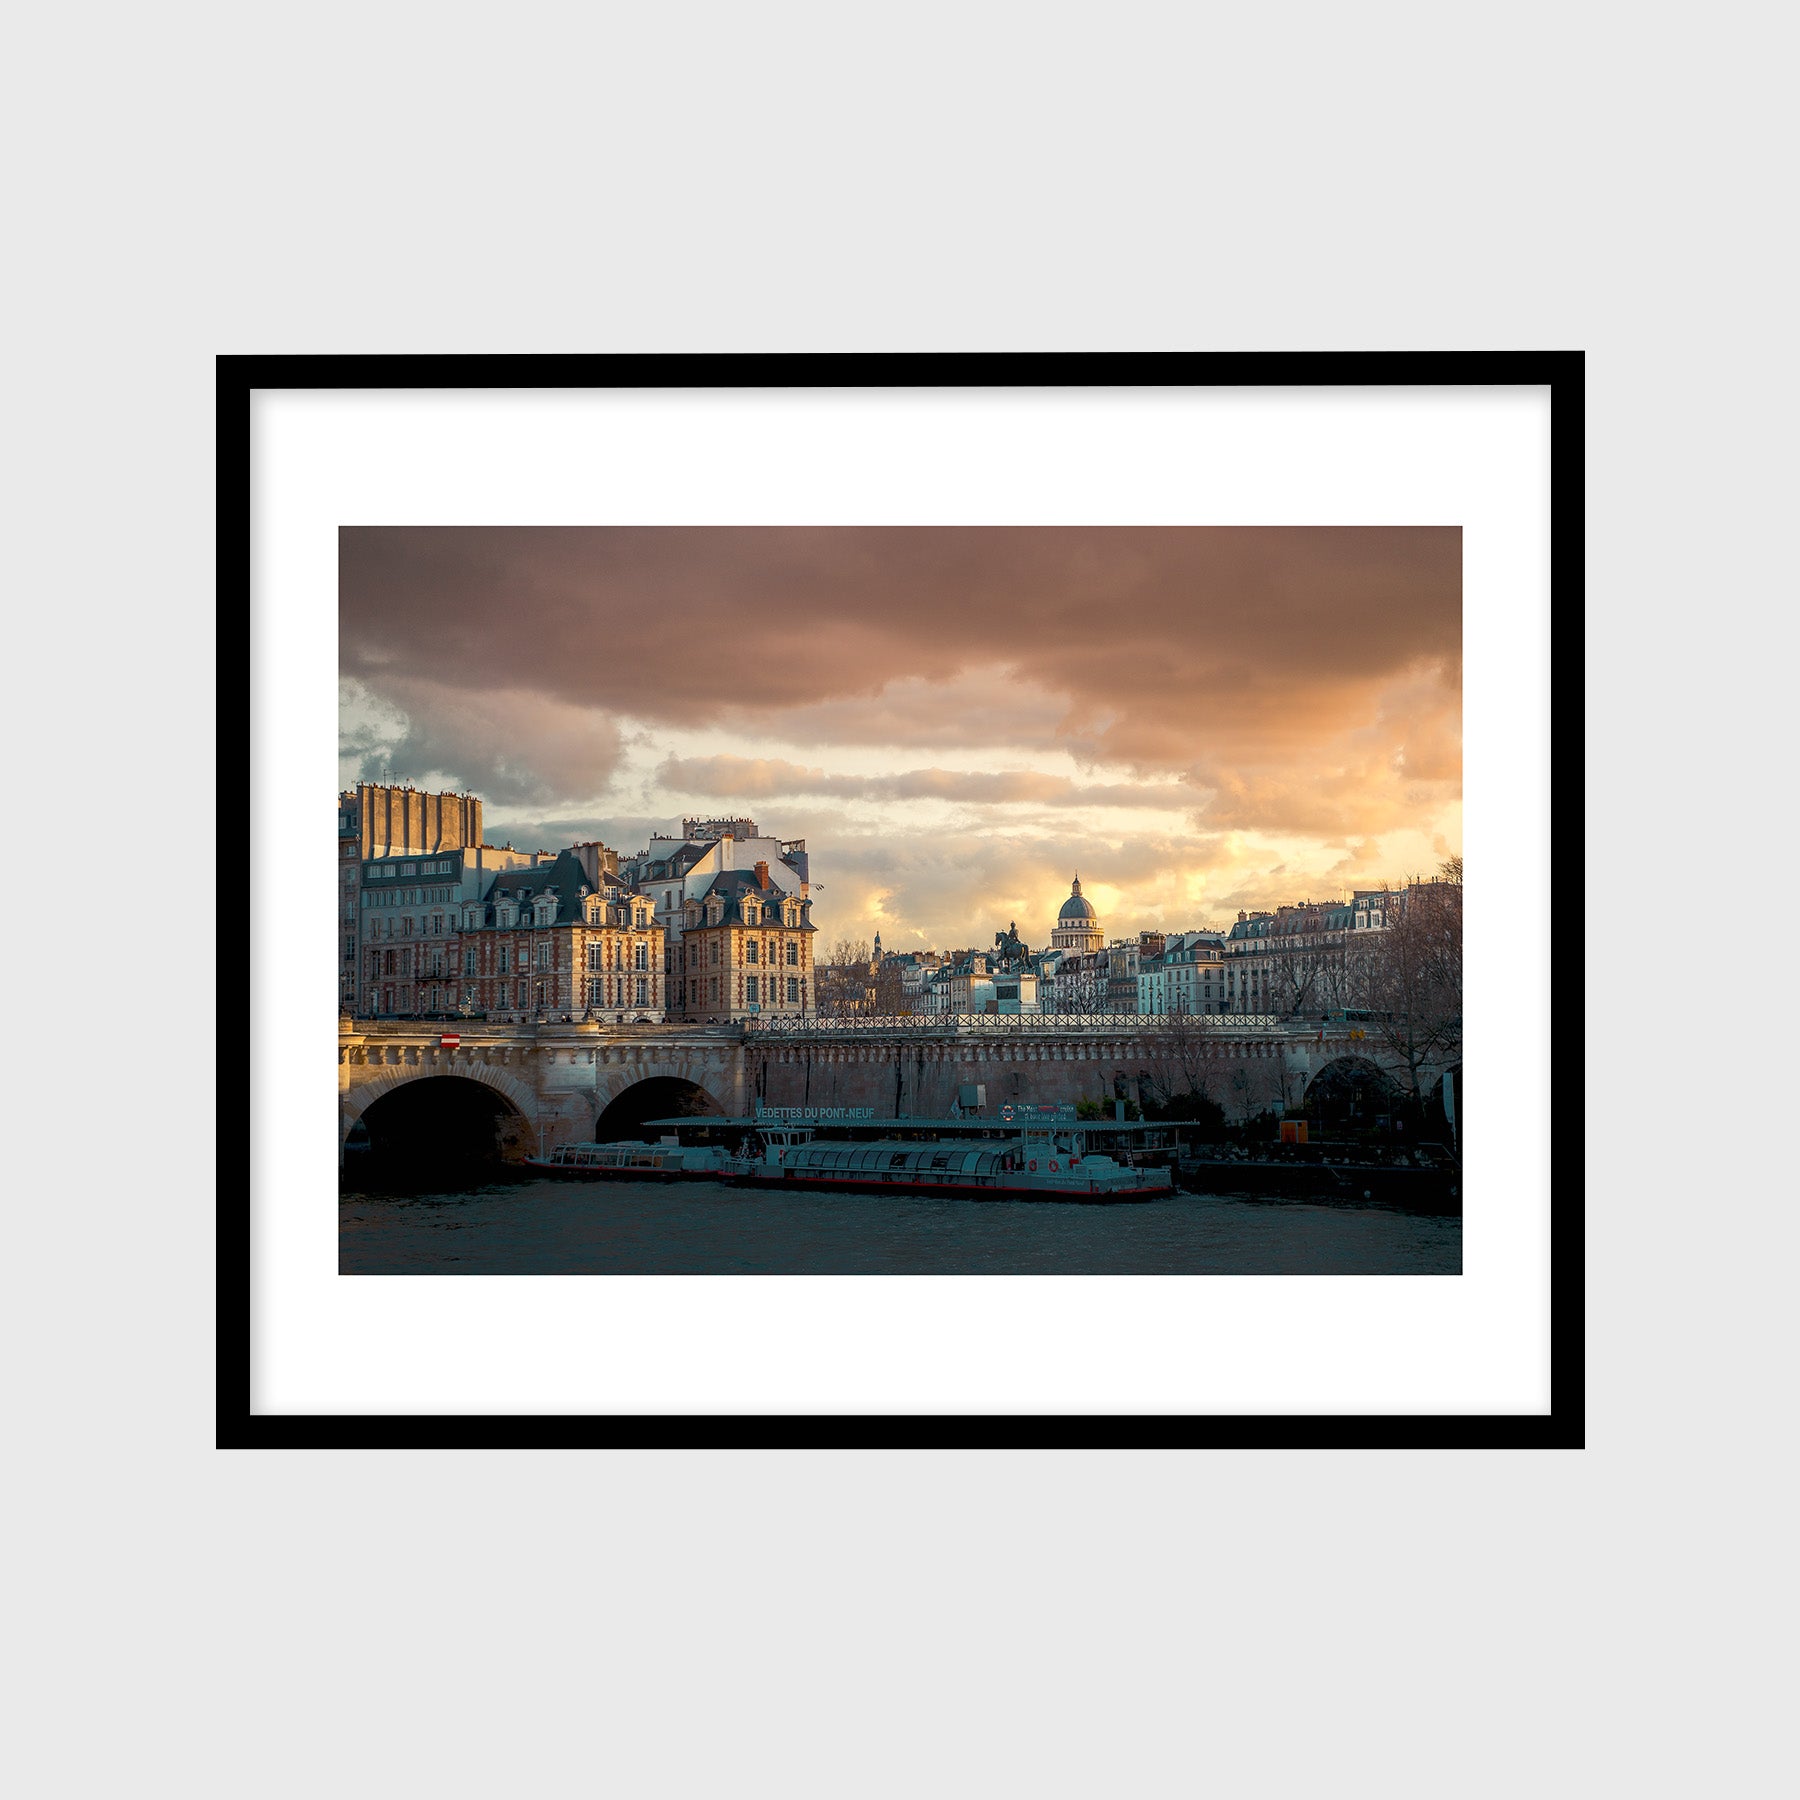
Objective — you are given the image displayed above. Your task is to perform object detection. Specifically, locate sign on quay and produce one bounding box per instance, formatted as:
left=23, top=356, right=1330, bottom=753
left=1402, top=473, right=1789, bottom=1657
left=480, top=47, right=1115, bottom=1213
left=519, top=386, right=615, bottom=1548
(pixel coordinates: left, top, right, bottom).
left=755, top=1105, right=874, bottom=1120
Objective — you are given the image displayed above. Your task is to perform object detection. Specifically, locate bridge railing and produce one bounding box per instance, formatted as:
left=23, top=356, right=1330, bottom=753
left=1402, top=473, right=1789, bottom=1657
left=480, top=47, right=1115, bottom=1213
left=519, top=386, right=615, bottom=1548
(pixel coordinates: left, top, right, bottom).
left=743, top=1011, right=1293, bottom=1034
left=341, top=1010, right=1330, bottom=1039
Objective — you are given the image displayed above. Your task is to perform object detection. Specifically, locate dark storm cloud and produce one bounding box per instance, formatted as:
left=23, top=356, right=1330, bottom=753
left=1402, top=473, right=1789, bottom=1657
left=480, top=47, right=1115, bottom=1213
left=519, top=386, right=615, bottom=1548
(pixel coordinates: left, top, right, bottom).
left=340, top=525, right=1461, bottom=781
left=340, top=674, right=626, bottom=805
left=340, top=526, right=1460, bottom=846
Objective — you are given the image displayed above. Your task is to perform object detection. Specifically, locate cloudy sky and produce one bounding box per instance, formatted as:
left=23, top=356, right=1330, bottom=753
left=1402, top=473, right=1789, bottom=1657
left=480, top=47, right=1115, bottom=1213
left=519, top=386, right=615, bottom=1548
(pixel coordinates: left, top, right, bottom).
left=340, top=528, right=1460, bottom=953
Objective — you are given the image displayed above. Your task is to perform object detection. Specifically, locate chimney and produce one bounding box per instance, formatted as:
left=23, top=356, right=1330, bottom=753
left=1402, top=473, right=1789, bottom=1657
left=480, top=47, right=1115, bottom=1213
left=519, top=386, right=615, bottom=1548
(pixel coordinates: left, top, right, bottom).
left=754, top=860, right=770, bottom=889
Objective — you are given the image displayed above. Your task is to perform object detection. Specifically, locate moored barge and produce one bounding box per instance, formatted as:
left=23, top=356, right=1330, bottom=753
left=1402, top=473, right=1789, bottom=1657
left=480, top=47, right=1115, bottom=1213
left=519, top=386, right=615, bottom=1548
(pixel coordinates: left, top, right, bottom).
left=524, top=1139, right=737, bottom=1181
left=643, top=1103, right=1176, bottom=1202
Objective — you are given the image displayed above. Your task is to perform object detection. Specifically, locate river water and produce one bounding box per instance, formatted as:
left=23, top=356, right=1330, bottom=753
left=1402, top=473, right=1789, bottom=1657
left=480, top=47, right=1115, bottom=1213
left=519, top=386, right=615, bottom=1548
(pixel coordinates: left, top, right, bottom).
left=340, top=1173, right=1461, bottom=1275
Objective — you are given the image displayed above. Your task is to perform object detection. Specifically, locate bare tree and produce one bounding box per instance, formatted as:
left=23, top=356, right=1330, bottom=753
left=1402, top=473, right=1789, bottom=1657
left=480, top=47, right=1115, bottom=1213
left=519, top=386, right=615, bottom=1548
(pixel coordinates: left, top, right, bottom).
left=816, top=939, right=875, bottom=1018
left=1143, top=1003, right=1233, bottom=1111
left=1227, top=1056, right=1286, bottom=1122
left=1308, top=937, right=1357, bottom=1014
left=1267, top=948, right=1324, bottom=1018
left=873, top=957, right=910, bottom=1015
left=1360, top=869, right=1462, bottom=1111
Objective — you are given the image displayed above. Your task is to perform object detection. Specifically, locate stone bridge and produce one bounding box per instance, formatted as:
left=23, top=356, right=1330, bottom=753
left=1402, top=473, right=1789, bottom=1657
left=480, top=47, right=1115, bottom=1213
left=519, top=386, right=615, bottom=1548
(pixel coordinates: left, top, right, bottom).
left=339, top=1014, right=1453, bottom=1162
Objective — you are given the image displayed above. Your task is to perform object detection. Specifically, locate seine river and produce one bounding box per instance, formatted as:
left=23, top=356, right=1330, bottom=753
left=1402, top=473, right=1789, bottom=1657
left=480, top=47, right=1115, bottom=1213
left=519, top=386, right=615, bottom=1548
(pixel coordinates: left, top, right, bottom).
left=340, top=1173, right=1461, bottom=1275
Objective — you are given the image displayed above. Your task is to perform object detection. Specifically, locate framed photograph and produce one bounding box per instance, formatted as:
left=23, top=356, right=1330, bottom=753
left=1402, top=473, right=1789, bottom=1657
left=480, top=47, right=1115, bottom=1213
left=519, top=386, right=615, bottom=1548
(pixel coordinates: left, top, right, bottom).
left=229, top=352, right=1580, bottom=1448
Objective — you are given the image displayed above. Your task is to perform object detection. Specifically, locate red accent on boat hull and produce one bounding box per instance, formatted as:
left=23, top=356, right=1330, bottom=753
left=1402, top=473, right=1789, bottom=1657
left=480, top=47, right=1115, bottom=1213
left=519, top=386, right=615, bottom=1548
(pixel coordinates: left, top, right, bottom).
left=732, top=1170, right=1168, bottom=1204
left=521, top=1159, right=725, bottom=1182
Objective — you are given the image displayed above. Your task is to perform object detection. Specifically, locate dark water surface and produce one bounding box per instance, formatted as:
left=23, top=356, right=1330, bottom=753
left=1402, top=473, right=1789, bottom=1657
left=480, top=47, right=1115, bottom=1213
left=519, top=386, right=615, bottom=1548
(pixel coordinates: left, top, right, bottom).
left=340, top=1174, right=1461, bottom=1275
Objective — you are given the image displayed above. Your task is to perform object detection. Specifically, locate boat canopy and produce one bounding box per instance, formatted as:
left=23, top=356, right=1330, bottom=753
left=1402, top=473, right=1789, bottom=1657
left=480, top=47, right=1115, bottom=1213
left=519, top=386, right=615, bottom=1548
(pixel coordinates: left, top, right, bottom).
left=551, top=1142, right=682, bottom=1167
left=782, top=1141, right=1011, bottom=1179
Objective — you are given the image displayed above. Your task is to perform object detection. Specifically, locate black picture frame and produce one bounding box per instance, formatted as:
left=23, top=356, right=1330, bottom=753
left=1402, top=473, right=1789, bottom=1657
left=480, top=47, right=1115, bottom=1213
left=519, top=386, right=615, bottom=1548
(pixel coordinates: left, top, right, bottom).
left=225, top=351, right=1583, bottom=1451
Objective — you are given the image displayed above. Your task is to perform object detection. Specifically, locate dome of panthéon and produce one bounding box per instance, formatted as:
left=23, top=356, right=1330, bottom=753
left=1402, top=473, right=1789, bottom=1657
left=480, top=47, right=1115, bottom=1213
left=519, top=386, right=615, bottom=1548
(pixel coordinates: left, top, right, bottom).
left=1050, top=876, right=1104, bottom=954
left=1058, top=877, right=1096, bottom=920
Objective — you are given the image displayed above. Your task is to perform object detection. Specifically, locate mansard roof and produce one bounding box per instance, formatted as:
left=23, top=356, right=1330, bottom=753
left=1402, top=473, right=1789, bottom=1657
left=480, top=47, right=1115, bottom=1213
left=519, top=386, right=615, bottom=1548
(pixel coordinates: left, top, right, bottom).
left=483, top=852, right=635, bottom=926
left=637, top=842, right=710, bottom=881
left=691, top=871, right=816, bottom=927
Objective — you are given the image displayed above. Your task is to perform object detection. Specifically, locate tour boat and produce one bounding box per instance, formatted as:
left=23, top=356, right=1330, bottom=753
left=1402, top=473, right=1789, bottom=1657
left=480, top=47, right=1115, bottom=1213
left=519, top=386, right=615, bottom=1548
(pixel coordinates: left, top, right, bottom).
left=524, top=1138, right=737, bottom=1181
left=643, top=1104, right=1175, bottom=1202
left=742, top=1132, right=1169, bottom=1200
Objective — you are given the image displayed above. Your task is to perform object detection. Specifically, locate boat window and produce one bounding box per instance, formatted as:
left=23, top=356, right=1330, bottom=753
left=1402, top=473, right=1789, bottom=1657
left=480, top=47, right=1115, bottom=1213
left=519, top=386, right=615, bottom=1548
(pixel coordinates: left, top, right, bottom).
left=930, top=1154, right=950, bottom=1170
left=889, top=1153, right=909, bottom=1169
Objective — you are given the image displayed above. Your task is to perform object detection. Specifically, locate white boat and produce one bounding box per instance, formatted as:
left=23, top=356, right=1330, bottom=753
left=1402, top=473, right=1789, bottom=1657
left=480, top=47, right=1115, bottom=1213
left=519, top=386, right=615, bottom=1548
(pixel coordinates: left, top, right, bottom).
left=524, top=1138, right=736, bottom=1182
left=724, top=1107, right=1173, bottom=1202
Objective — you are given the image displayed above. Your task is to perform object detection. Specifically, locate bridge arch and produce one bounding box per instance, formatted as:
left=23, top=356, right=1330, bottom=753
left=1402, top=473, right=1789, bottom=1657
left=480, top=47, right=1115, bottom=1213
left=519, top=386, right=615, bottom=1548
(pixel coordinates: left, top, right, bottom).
left=343, top=1067, right=538, bottom=1166
left=1297, top=1055, right=1403, bottom=1132
left=594, top=1074, right=725, bottom=1141
left=342, top=1060, right=540, bottom=1135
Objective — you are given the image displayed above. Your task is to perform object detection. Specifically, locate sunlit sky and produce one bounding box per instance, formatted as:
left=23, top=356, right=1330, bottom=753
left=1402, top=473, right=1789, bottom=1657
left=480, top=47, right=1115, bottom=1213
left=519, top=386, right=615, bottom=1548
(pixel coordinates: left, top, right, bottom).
left=340, top=527, right=1461, bottom=953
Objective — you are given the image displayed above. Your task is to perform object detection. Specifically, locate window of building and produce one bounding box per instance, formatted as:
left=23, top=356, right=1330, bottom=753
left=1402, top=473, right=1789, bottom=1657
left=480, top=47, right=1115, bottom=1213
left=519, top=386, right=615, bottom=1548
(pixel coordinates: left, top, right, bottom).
left=636, top=977, right=648, bottom=1006
left=635, top=944, right=648, bottom=971
left=746, top=976, right=759, bottom=1003
left=787, top=977, right=799, bottom=1003
left=498, top=947, right=509, bottom=974
left=709, top=977, right=719, bottom=1003
left=786, top=942, right=798, bottom=965
left=710, top=941, right=720, bottom=966
left=746, top=939, right=759, bottom=964
left=537, top=942, right=551, bottom=969
left=464, top=949, right=477, bottom=975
